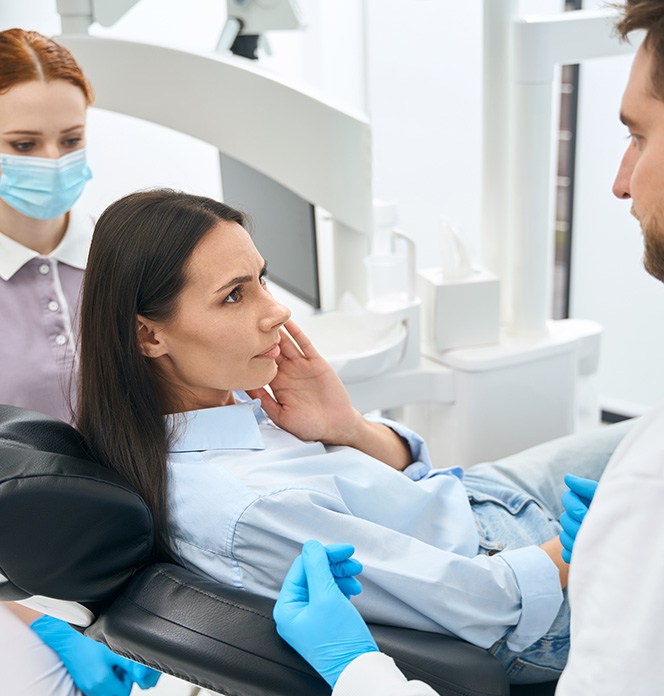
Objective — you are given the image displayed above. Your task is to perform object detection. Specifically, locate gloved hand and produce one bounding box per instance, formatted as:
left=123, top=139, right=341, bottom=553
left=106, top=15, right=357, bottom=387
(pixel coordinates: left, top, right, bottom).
left=273, top=540, right=379, bottom=688
left=292, top=542, right=364, bottom=599
left=30, top=614, right=161, bottom=696
left=560, top=474, right=599, bottom=564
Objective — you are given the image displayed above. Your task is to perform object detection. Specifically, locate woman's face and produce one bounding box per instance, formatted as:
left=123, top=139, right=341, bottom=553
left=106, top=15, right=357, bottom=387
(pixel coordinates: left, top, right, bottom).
left=140, top=220, right=291, bottom=412
left=0, top=78, right=87, bottom=159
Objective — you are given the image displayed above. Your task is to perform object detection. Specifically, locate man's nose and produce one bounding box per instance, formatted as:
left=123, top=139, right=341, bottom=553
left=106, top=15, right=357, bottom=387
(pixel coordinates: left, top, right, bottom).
left=612, top=147, right=634, bottom=200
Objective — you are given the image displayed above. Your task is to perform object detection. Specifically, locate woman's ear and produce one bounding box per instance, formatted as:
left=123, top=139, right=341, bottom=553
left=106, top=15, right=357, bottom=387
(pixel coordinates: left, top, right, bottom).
left=136, top=315, right=168, bottom=358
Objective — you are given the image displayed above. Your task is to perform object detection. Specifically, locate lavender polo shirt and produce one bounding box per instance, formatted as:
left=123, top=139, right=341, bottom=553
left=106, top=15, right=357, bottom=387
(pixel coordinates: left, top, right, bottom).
left=0, top=208, right=94, bottom=423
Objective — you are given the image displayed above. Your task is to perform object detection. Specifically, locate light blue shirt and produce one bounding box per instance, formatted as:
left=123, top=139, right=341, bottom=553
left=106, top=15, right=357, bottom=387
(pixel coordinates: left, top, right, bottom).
left=166, top=393, right=562, bottom=652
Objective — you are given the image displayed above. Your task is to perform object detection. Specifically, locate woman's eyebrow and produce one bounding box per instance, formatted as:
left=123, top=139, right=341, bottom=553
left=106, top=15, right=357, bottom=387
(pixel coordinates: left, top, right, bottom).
left=214, top=275, right=252, bottom=294
left=214, top=262, right=268, bottom=294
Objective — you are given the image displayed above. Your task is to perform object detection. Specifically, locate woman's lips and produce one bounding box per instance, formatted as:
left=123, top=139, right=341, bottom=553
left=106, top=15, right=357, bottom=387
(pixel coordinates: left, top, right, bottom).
left=256, top=343, right=281, bottom=359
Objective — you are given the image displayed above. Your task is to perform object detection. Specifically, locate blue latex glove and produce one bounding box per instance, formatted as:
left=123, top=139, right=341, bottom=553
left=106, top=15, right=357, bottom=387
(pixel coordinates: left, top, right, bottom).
left=560, top=474, right=599, bottom=564
left=273, top=540, right=379, bottom=688
left=30, top=615, right=161, bottom=696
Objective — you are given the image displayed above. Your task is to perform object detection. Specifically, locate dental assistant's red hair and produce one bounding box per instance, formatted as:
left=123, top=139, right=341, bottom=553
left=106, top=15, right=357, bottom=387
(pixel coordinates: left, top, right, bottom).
left=0, top=28, right=93, bottom=103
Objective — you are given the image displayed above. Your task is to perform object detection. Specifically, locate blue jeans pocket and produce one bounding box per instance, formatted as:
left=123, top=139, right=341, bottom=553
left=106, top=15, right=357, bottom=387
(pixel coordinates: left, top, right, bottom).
left=466, top=478, right=560, bottom=551
left=503, top=656, right=562, bottom=684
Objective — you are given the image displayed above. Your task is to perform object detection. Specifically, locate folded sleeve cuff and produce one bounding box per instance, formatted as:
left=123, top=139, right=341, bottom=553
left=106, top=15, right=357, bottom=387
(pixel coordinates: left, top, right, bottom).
left=499, top=547, right=563, bottom=652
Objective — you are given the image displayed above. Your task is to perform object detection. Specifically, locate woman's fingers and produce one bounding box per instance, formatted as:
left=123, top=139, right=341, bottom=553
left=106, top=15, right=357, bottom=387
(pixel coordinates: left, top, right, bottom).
left=278, top=325, right=304, bottom=360
left=280, top=319, right=322, bottom=360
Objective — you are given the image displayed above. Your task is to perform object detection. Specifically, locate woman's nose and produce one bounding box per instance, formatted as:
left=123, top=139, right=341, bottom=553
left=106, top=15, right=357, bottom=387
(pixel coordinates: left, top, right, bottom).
left=260, top=296, right=291, bottom=332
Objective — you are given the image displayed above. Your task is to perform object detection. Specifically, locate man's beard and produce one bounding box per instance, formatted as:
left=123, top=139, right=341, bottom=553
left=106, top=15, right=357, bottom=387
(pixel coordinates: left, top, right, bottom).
left=635, top=207, right=664, bottom=283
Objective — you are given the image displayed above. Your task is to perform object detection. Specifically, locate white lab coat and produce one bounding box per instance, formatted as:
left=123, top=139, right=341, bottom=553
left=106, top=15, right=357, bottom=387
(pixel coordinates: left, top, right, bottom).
left=556, top=403, right=664, bottom=695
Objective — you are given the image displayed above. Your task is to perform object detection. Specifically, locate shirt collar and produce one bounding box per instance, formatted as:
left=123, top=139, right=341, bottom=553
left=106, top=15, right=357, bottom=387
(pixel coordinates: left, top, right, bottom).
left=167, top=393, right=267, bottom=453
left=0, top=206, right=94, bottom=281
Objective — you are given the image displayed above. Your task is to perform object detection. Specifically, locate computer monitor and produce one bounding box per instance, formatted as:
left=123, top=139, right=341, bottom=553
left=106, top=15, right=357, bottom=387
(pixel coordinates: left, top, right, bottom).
left=219, top=153, right=321, bottom=309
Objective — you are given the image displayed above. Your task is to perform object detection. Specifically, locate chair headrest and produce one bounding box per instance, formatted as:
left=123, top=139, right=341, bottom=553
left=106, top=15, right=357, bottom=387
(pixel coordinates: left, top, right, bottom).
left=0, top=404, right=154, bottom=606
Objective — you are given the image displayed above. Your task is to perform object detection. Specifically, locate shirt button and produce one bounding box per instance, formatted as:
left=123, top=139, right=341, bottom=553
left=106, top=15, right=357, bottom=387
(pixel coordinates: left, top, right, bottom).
left=55, top=334, right=67, bottom=346
left=38, top=263, right=50, bottom=275
left=487, top=549, right=499, bottom=556
left=48, top=300, right=59, bottom=312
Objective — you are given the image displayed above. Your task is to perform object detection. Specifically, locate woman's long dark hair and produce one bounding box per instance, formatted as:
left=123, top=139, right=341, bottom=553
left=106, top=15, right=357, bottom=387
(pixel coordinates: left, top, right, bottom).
left=76, top=189, right=245, bottom=554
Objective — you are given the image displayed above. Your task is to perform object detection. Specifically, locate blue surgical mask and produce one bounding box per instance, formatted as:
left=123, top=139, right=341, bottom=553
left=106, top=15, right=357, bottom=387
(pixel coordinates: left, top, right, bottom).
left=0, top=148, right=92, bottom=220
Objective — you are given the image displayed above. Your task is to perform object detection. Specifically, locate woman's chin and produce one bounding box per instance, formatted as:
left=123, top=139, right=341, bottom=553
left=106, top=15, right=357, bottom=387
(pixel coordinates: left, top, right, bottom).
left=243, top=365, right=278, bottom=392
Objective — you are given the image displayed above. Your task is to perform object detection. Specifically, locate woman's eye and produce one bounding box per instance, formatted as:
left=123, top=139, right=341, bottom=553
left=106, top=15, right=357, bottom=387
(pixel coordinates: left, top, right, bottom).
left=224, top=287, right=242, bottom=304
left=260, top=275, right=268, bottom=287
left=63, top=137, right=83, bottom=149
left=11, top=141, right=34, bottom=152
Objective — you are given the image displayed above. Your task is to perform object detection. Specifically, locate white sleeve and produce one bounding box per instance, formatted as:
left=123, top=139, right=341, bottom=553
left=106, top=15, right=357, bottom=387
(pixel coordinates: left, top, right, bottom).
left=334, top=652, right=439, bottom=696
left=0, top=604, right=80, bottom=696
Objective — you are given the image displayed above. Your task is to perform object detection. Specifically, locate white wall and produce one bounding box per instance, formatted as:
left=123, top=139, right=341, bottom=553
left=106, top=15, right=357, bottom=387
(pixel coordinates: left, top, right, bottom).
left=566, top=0, right=664, bottom=414
left=366, top=0, right=563, bottom=271
left=365, top=0, right=483, bottom=268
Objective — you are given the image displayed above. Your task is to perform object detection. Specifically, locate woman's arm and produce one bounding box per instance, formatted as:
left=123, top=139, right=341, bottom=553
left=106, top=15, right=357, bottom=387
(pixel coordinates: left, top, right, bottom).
left=228, top=489, right=564, bottom=653
left=540, top=537, right=569, bottom=589
left=247, top=320, right=412, bottom=471
left=341, top=418, right=412, bottom=472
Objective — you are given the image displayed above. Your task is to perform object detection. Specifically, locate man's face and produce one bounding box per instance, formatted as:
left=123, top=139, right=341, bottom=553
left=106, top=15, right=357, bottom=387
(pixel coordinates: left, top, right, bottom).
left=613, top=43, right=664, bottom=282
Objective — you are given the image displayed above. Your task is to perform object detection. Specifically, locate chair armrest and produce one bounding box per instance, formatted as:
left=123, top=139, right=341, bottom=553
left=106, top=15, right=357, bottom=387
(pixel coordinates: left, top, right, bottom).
left=86, top=563, right=509, bottom=696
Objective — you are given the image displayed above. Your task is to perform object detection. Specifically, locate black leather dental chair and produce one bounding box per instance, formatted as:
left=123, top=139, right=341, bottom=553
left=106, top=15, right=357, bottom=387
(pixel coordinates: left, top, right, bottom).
left=0, top=403, right=550, bottom=696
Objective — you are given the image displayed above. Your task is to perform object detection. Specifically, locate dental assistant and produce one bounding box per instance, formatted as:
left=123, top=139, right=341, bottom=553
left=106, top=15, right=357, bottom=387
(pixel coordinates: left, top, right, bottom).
left=0, top=28, right=93, bottom=422
left=0, top=27, right=160, bottom=696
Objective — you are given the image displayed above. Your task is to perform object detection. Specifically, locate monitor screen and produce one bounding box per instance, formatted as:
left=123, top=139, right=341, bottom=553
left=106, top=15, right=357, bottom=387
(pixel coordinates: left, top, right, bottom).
left=219, top=153, right=321, bottom=309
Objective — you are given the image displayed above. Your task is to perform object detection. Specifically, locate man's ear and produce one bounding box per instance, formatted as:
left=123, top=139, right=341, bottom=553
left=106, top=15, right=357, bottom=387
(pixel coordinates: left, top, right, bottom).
left=136, top=315, right=168, bottom=358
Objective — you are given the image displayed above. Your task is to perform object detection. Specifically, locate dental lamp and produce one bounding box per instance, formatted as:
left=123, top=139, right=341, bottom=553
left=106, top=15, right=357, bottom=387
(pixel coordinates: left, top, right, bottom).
left=56, top=0, right=303, bottom=61
left=216, top=0, right=304, bottom=60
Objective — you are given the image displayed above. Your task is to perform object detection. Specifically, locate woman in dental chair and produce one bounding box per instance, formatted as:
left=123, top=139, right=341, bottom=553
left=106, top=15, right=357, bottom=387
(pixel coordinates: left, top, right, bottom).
left=75, top=188, right=630, bottom=687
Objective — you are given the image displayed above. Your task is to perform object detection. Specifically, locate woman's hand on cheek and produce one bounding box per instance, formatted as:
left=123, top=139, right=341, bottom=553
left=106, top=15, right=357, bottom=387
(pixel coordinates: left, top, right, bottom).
left=246, top=319, right=364, bottom=445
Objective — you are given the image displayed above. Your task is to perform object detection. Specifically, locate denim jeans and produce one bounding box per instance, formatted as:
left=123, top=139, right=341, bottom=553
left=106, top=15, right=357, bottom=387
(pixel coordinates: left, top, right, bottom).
left=462, top=418, right=634, bottom=684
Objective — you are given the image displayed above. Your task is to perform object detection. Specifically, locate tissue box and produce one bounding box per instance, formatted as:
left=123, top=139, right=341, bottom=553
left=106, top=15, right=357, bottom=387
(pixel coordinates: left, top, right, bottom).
left=417, top=267, right=500, bottom=353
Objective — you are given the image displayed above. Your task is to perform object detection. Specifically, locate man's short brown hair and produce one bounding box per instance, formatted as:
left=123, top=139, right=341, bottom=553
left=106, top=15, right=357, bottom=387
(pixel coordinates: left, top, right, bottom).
left=615, top=0, right=664, bottom=101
